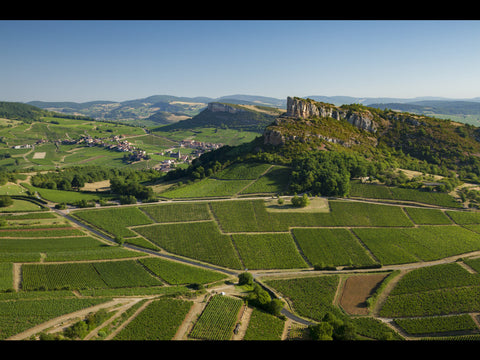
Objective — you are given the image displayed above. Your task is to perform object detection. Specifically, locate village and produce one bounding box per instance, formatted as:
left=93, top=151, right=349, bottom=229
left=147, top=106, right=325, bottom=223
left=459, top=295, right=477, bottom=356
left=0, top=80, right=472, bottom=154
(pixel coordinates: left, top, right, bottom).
left=13, top=135, right=223, bottom=172
left=155, top=139, right=223, bottom=172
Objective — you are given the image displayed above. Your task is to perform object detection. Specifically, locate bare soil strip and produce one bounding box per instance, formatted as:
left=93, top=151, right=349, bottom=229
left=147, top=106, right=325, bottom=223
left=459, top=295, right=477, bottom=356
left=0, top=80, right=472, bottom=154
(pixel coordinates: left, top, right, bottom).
left=339, top=273, right=389, bottom=315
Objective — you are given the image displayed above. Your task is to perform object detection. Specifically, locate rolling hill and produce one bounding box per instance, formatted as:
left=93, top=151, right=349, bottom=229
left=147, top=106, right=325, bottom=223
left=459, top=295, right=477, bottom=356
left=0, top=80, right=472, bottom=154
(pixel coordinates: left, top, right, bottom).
left=27, top=94, right=287, bottom=127
left=6, top=96, right=480, bottom=341
left=153, top=102, right=284, bottom=133
left=26, top=94, right=480, bottom=129
left=169, top=96, right=480, bottom=198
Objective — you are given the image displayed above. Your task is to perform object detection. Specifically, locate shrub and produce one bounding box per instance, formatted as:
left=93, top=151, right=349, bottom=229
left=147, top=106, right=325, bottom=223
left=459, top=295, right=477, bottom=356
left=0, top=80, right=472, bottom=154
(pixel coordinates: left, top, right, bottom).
left=291, top=193, right=309, bottom=208
left=238, top=272, right=254, bottom=286
left=0, top=195, right=13, bottom=207
left=119, top=195, right=137, bottom=204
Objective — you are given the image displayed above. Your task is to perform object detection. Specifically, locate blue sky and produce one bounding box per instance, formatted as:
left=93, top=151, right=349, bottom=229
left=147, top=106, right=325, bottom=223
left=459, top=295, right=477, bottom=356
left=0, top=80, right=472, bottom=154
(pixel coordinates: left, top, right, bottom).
left=1, top=20, right=480, bottom=102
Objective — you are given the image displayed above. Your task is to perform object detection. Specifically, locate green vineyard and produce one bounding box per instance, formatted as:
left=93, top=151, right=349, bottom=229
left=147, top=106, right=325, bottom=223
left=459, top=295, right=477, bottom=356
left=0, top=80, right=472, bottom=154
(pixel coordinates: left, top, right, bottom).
left=3, top=180, right=480, bottom=340
left=190, top=295, right=244, bottom=340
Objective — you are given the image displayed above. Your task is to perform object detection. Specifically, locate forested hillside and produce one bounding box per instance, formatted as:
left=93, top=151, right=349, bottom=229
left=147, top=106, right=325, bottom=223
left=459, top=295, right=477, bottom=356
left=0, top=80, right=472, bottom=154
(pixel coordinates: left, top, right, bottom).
left=166, top=97, right=480, bottom=198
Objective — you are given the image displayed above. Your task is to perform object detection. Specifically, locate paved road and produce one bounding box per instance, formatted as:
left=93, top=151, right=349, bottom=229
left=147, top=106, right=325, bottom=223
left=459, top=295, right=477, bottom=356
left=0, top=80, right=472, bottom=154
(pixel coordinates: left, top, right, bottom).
left=54, top=207, right=239, bottom=276
left=52, top=201, right=480, bottom=327
left=53, top=205, right=317, bottom=325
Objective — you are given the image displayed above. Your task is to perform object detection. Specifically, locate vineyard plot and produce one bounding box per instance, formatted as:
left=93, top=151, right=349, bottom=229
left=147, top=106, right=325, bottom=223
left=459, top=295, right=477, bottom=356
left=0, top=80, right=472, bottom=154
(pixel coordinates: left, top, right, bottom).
left=380, top=263, right=480, bottom=318
left=0, top=236, right=137, bottom=263
left=138, top=257, right=228, bottom=285
left=22, top=260, right=163, bottom=291
left=113, top=298, right=194, bottom=340
left=232, top=233, right=308, bottom=270
left=190, top=295, right=244, bottom=340
left=133, top=221, right=243, bottom=269
left=139, top=202, right=211, bottom=223
left=73, top=207, right=153, bottom=238
left=354, top=226, right=480, bottom=265
left=292, top=228, right=377, bottom=268
left=0, top=298, right=110, bottom=340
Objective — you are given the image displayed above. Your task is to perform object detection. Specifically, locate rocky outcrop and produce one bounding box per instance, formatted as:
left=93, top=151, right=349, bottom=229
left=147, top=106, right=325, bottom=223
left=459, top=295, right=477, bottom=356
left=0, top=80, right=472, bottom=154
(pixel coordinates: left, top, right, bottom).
left=285, top=96, right=377, bottom=133
left=345, top=111, right=377, bottom=133
left=286, top=96, right=338, bottom=119
left=263, top=128, right=285, bottom=146
left=262, top=97, right=380, bottom=147
left=208, top=102, right=246, bottom=114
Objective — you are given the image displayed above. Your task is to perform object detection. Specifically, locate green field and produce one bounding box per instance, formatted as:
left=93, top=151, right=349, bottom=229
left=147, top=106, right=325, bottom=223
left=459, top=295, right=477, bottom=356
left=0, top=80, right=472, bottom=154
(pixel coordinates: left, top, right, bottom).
left=292, top=228, right=378, bottom=268
left=4, top=171, right=480, bottom=340
left=353, top=226, right=480, bottom=265
left=189, top=295, right=244, bottom=340
left=73, top=206, right=154, bottom=238
left=113, top=298, right=194, bottom=340
left=159, top=163, right=291, bottom=198
left=4, top=101, right=480, bottom=341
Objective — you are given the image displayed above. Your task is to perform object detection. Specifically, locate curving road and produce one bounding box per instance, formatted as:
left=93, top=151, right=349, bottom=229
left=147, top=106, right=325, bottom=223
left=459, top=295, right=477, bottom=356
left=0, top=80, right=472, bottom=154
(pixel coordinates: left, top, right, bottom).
left=50, top=197, right=480, bottom=329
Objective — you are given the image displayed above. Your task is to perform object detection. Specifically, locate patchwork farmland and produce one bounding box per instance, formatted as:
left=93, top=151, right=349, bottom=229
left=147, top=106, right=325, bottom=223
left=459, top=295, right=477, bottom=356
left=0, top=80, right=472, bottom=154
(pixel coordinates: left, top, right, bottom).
left=3, top=164, right=480, bottom=340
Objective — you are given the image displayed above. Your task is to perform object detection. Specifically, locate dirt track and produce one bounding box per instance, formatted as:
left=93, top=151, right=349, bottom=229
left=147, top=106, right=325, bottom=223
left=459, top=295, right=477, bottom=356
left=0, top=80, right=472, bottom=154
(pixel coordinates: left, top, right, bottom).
left=7, top=194, right=480, bottom=340
left=6, top=298, right=144, bottom=340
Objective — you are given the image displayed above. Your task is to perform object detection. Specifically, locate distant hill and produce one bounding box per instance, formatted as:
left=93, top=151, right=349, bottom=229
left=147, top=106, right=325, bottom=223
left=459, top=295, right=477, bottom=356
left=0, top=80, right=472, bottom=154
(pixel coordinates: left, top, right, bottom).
left=28, top=96, right=209, bottom=125
left=175, top=96, right=480, bottom=191
left=368, top=100, right=480, bottom=116
left=0, top=101, right=51, bottom=121
left=26, top=95, right=287, bottom=126
left=305, top=95, right=480, bottom=106
left=153, top=102, right=285, bottom=133
left=25, top=94, right=480, bottom=127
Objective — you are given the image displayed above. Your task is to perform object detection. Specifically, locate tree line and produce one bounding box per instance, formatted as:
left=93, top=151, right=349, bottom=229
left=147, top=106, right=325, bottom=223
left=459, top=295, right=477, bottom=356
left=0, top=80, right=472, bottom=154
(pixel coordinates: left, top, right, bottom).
left=30, top=165, right=160, bottom=201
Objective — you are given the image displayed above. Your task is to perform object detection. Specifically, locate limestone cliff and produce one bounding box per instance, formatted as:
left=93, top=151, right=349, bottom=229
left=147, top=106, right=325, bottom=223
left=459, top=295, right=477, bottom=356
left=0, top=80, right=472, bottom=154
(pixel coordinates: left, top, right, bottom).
left=263, top=97, right=379, bottom=147
left=160, top=101, right=277, bottom=133
left=208, top=102, right=247, bottom=114
left=285, top=96, right=377, bottom=133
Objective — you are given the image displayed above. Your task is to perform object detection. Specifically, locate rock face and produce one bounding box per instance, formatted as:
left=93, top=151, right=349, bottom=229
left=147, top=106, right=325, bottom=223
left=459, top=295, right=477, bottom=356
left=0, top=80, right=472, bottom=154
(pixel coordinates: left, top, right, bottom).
left=286, top=96, right=336, bottom=119
left=263, top=128, right=285, bottom=146
left=285, top=96, right=377, bottom=133
left=263, top=97, right=380, bottom=147
left=208, top=102, right=246, bottom=114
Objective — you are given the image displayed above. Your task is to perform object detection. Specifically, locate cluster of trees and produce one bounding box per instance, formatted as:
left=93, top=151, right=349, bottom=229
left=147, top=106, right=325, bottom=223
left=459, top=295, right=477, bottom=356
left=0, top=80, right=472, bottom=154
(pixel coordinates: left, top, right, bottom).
left=39, top=309, right=110, bottom=340
left=30, top=166, right=161, bottom=199
left=290, top=193, right=309, bottom=207
left=308, top=312, right=357, bottom=340
left=238, top=272, right=284, bottom=317
left=109, top=177, right=155, bottom=202
left=374, top=167, right=461, bottom=193
left=0, top=170, right=17, bottom=187
left=458, top=187, right=480, bottom=209
left=288, top=151, right=373, bottom=197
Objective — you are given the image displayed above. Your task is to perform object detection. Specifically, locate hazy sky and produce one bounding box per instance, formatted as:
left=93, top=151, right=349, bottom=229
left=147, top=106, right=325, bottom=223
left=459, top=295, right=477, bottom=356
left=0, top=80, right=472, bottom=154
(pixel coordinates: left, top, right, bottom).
left=1, top=20, right=480, bottom=102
